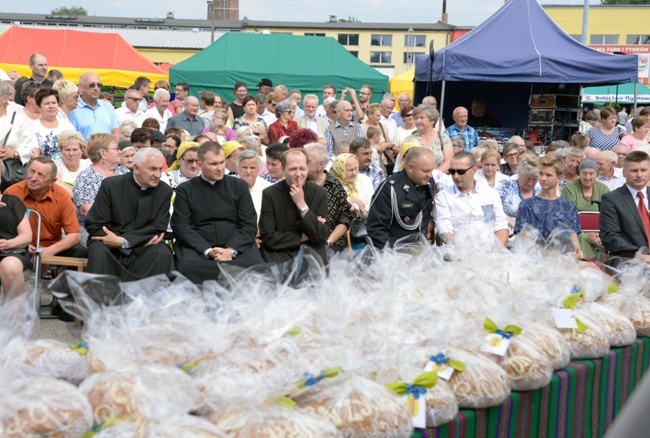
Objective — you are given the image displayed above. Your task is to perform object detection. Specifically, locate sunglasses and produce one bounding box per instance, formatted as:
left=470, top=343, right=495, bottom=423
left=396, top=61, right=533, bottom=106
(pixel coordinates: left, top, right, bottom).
left=404, top=113, right=414, bottom=118
left=126, top=96, right=142, bottom=101
left=448, top=166, right=474, bottom=175
left=87, top=83, right=103, bottom=88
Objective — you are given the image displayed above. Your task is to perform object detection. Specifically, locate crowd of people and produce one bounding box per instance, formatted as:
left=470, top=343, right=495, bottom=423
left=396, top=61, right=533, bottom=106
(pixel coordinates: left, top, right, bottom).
left=0, top=53, right=649, bottom=306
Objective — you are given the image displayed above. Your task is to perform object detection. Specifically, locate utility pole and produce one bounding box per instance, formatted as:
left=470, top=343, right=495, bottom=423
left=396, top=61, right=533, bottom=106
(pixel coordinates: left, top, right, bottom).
left=580, top=0, right=589, bottom=44
left=207, top=0, right=215, bottom=44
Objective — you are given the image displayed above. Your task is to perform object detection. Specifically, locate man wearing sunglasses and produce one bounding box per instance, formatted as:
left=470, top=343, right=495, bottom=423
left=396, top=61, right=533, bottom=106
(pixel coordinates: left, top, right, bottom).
left=69, top=72, right=119, bottom=140
left=367, top=147, right=436, bottom=248
left=115, top=89, right=145, bottom=127
left=434, top=151, right=509, bottom=246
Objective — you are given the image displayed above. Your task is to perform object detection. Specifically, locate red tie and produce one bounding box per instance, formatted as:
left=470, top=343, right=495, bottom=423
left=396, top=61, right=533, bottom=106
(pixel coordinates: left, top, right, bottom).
left=637, top=191, right=650, bottom=248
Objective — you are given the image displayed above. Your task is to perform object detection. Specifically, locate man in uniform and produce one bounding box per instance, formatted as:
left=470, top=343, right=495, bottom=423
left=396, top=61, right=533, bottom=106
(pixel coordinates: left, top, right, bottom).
left=171, top=142, right=263, bottom=283
left=85, top=148, right=174, bottom=280
left=367, top=147, right=436, bottom=248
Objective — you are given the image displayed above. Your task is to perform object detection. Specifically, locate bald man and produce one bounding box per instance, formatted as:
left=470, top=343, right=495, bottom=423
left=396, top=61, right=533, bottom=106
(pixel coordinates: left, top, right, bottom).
left=166, top=96, right=206, bottom=137
left=445, top=107, right=478, bottom=151
left=69, top=71, right=119, bottom=140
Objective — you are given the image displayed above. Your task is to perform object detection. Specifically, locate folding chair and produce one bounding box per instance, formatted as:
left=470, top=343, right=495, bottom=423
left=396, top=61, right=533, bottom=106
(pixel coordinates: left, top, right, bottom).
left=578, top=211, right=600, bottom=233
left=26, top=209, right=57, bottom=319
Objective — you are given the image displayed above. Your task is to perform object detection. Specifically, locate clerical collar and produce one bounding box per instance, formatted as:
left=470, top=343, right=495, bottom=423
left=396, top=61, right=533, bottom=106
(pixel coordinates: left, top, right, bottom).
left=132, top=174, right=148, bottom=191
left=201, top=175, right=217, bottom=185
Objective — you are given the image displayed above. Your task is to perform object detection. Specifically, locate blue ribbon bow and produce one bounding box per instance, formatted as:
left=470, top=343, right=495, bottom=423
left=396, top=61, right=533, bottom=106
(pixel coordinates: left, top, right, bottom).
left=495, top=329, right=513, bottom=339
left=405, top=384, right=427, bottom=399
left=571, top=285, right=581, bottom=294
left=303, top=371, right=325, bottom=387
left=430, top=353, right=450, bottom=365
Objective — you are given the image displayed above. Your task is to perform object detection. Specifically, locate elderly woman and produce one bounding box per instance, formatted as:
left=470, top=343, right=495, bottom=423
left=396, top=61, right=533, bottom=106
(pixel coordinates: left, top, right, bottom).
left=561, top=159, right=610, bottom=259
left=500, top=142, right=519, bottom=176
left=496, top=157, right=541, bottom=230
left=119, top=121, right=137, bottom=143
left=0, top=163, right=32, bottom=297
left=20, top=81, right=42, bottom=121
left=558, top=147, right=584, bottom=189
left=621, top=115, right=650, bottom=151
left=587, top=107, right=625, bottom=151
left=236, top=149, right=272, bottom=222
left=329, top=153, right=374, bottom=218
left=0, top=81, right=37, bottom=187
left=476, top=149, right=508, bottom=188
left=393, top=105, right=417, bottom=147
left=52, top=79, right=79, bottom=120
left=144, top=88, right=173, bottom=132
left=403, top=104, right=452, bottom=173
left=304, top=143, right=352, bottom=252
left=451, top=136, right=466, bottom=155
left=55, top=130, right=91, bottom=196
left=73, top=133, right=129, bottom=245
left=119, top=141, right=136, bottom=171
left=268, top=100, right=298, bottom=144
left=166, top=142, right=200, bottom=189
left=32, top=89, right=75, bottom=160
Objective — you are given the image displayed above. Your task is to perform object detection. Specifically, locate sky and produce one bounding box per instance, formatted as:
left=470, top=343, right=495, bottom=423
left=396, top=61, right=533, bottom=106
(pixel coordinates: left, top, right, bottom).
left=3, top=0, right=591, bottom=26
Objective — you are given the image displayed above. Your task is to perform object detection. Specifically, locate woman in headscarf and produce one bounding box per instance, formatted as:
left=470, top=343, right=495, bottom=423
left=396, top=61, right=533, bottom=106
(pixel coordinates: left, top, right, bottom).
left=329, top=153, right=374, bottom=218
left=166, top=142, right=201, bottom=189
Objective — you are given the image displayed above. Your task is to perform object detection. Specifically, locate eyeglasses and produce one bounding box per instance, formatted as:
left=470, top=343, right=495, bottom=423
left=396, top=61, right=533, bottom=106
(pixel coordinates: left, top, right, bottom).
left=404, top=113, right=414, bottom=118
left=175, top=88, right=185, bottom=92
left=505, top=153, right=518, bottom=158
left=182, top=157, right=198, bottom=164
left=126, top=96, right=142, bottom=101
left=106, top=147, right=120, bottom=151
left=253, top=132, right=261, bottom=136
left=87, top=83, right=103, bottom=88
left=448, top=166, right=474, bottom=175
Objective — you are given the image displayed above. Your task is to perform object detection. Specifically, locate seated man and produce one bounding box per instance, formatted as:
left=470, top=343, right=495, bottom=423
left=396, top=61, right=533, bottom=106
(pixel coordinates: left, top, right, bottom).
left=367, top=147, right=436, bottom=248
left=259, top=148, right=330, bottom=264
left=601, top=150, right=650, bottom=267
left=434, top=151, right=509, bottom=246
left=85, top=148, right=174, bottom=281
left=171, top=142, right=264, bottom=283
left=597, top=150, right=625, bottom=191
left=5, top=157, right=87, bottom=261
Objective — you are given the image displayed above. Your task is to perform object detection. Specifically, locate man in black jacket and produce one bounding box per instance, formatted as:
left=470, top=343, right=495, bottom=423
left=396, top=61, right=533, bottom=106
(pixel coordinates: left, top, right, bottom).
left=171, top=142, right=263, bottom=283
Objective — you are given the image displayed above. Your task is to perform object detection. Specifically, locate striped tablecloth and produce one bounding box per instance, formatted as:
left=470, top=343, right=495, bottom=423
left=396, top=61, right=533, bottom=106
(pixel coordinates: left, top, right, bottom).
left=417, top=336, right=650, bottom=438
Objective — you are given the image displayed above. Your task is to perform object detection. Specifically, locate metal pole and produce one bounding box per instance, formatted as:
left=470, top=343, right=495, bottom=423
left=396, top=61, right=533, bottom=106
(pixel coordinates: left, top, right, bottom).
left=634, top=81, right=638, bottom=116
left=580, top=0, right=589, bottom=45
left=207, top=0, right=215, bottom=44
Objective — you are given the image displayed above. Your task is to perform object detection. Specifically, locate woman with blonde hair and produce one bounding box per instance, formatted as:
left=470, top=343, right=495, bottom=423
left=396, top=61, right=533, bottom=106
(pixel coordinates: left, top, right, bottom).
left=55, top=130, right=91, bottom=196
left=73, top=133, right=129, bottom=245
left=403, top=104, right=453, bottom=173
left=52, top=79, right=79, bottom=120
left=329, top=153, right=374, bottom=218
left=475, top=149, right=508, bottom=188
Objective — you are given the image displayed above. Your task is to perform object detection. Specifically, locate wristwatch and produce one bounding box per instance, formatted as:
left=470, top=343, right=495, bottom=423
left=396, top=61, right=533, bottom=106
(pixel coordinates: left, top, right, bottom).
left=299, top=205, right=309, bottom=213
left=228, top=248, right=238, bottom=258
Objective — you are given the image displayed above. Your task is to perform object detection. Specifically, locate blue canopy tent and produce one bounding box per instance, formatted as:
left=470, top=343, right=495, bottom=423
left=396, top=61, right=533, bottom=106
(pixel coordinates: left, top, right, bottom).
left=414, top=0, right=638, bottom=132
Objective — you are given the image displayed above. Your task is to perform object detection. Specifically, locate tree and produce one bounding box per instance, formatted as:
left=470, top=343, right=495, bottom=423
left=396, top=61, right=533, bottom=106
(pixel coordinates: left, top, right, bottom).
left=338, top=17, right=361, bottom=23
left=51, top=6, right=88, bottom=16
left=600, top=0, right=650, bottom=4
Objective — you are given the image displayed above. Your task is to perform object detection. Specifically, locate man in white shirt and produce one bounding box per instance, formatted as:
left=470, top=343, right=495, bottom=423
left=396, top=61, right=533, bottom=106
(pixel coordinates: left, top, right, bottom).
left=316, top=85, right=337, bottom=118
left=256, top=94, right=276, bottom=127
left=435, top=151, right=509, bottom=246
left=115, top=89, right=146, bottom=127
left=597, top=150, right=626, bottom=191
left=379, top=98, right=398, bottom=142
left=144, top=89, right=173, bottom=133
left=297, top=94, right=328, bottom=140
left=288, top=89, right=304, bottom=118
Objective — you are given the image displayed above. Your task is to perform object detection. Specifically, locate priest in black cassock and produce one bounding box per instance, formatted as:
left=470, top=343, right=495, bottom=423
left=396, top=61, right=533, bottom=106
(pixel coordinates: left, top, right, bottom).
left=85, top=148, right=174, bottom=281
left=171, top=142, right=264, bottom=283
left=259, top=148, right=330, bottom=264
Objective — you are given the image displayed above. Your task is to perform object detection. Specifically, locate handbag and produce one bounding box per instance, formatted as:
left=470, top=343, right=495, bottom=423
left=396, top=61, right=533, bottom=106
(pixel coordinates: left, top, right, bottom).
left=1, top=111, right=28, bottom=191
left=349, top=210, right=368, bottom=243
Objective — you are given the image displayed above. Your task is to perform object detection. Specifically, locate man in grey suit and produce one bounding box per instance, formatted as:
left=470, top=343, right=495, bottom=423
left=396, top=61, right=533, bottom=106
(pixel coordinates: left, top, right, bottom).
left=297, top=94, right=328, bottom=142
left=600, top=150, right=650, bottom=267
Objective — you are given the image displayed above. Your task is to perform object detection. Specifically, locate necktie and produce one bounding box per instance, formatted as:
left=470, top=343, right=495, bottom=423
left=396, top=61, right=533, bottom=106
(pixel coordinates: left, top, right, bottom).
left=637, top=191, right=650, bottom=248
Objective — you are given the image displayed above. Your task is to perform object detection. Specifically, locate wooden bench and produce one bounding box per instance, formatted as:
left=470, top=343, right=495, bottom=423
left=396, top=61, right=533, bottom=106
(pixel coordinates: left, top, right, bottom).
left=40, top=256, right=88, bottom=272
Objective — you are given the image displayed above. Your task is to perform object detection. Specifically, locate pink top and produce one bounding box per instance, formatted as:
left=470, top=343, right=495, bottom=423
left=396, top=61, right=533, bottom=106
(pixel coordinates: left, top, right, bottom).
left=620, top=134, right=647, bottom=151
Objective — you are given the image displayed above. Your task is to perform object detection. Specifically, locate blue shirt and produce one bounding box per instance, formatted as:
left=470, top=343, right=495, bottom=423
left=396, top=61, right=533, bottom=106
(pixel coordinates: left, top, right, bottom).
left=445, top=124, right=479, bottom=151
left=167, top=111, right=207, bottom=137
left=514, top=196, right=580, bottom=242
left=69, top=99, right=118, bottom=140
left=496, top=178, right=541, bottom=218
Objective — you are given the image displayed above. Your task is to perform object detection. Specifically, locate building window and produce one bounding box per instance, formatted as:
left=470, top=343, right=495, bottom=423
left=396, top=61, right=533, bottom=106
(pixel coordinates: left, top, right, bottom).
left=627, top=35, right=650, bottom=45
left=403, top=52, right=425, bottom=63
left=404, top=35, right=426, bottom=47
left=348, top=51, right=359, bottom=58
left=370, top=51, right=392, bottom=64
left=305, top=33, right=325, bottom=37
left=371, top=34, right=392, bottom=47
left=271, top=32, right=292, bottom=35
left=589, top=34, right=619, bottom=44
left=338, top=33, right=359, bottom=46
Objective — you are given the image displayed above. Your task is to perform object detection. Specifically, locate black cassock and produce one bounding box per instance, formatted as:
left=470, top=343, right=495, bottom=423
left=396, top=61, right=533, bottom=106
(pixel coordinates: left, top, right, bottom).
left=85, top=173, right=174, bottom=281
left=171, top=176, right=263, bottom=283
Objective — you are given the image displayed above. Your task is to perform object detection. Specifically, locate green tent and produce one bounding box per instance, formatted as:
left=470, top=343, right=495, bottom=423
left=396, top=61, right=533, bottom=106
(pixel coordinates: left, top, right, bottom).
left=170, top=33, right=388, bottom=102
left=583, top=82, right=650, bottom=104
